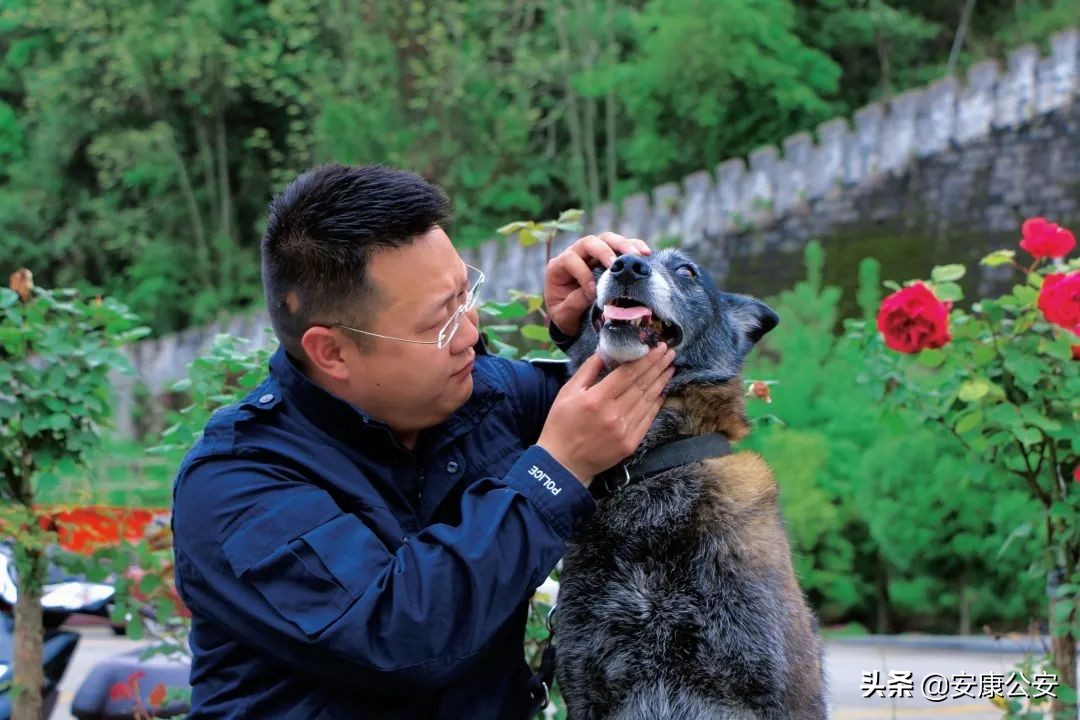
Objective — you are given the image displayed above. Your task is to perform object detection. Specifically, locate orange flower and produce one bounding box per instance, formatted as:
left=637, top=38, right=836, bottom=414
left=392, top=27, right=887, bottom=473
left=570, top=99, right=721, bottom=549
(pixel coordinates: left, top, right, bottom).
left=148, top=683, right=168, bottom=708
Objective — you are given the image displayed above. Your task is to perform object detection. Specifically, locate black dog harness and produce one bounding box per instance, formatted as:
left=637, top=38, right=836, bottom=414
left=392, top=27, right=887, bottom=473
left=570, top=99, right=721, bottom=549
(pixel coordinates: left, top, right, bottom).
left=528, top=432, right=733, bottom=716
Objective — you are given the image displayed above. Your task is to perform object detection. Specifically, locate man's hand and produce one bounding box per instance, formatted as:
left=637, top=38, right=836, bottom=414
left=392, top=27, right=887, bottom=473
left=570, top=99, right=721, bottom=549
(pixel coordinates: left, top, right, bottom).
left=537, top=343, right=675, bottom=486
left=545, top=232, right=651, bottom=338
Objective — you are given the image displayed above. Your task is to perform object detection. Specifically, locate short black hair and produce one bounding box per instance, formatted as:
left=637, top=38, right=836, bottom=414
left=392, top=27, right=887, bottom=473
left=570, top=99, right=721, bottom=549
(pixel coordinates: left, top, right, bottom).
left=260, top=163, right=452, bottom=361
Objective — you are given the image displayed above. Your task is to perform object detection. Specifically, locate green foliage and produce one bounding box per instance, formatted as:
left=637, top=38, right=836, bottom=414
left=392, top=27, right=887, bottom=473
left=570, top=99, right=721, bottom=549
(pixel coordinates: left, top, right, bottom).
left=1, top=0, right=1070, bottom=338
left=150, top=332, right=277, bottom=468
left=609, top=0, right=841, bottom=183
left=0, top=278, right=146, bottom=718
left=848, top=230, right=1079, bottom=713
left=0, top=283, right=147, bottom=512
left=742, top=240, right=1047, bottom=633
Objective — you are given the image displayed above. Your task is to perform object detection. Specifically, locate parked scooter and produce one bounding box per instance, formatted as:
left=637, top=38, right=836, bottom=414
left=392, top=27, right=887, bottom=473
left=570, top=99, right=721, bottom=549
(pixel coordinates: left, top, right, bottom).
left=0, top=543, right=114, bottom=720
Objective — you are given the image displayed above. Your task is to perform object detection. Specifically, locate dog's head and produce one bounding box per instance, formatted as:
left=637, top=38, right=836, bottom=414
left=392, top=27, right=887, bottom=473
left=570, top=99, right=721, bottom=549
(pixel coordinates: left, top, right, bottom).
left=564, top=249, right=778, bottom=390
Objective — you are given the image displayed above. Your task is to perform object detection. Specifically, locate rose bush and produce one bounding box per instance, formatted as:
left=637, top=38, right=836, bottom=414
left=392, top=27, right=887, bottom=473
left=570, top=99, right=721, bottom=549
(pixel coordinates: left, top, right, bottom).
left=850, top=217, right=1079, bottom=719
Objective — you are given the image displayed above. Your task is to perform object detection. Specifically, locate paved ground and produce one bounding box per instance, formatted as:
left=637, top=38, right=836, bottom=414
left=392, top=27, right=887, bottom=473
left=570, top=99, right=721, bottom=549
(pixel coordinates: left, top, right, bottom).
left=53, top=627, right=1073, bottom=719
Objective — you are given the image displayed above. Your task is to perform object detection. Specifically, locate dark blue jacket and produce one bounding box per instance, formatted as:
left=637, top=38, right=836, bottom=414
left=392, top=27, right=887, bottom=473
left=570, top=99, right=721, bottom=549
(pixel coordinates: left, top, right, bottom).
left=171, top=338, right=595, bottom=719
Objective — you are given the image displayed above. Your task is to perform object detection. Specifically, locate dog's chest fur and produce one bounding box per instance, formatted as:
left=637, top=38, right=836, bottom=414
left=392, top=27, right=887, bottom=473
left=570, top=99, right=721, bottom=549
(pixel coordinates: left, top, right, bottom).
left=554, top=382, right=826, bottom=720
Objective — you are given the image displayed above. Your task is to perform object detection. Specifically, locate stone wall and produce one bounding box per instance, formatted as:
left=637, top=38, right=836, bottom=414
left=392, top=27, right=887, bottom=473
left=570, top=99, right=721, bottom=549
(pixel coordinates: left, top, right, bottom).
left=460, top=29, right=1080, bottom=300
left=115, top=30, right=1080, bottom=436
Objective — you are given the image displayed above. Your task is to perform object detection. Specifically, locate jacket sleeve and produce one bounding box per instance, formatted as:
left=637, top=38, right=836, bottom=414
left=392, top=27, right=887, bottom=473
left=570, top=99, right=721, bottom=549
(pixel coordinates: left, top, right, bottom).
left=172, top=443, right=594, bottom=695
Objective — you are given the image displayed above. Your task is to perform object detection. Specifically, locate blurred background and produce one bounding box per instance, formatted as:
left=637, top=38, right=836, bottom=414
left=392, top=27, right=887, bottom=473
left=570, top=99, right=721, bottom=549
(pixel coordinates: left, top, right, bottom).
left=1, top=1, right=1079, bottom=718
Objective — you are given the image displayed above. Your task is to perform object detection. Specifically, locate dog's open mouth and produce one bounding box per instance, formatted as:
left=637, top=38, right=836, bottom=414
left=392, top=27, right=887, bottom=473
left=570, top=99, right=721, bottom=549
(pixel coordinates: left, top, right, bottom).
left=591, top=298, right=683, bottom=348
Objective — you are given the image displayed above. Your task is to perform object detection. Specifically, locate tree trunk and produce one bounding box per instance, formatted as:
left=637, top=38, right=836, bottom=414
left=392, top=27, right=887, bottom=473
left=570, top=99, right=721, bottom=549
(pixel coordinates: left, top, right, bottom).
left=1048, top=626, right=1076, bottom=719
left=874, top=550, right=890, bottom=634
left=1049, top=634, right=1075, bottom=716
left=13, top=547, right=46, bottom=720
left=604, top=0, right=617, bottom=204
left=946, top=0, right=977, bottom=76
left=958, top=569, right=972, bottom=635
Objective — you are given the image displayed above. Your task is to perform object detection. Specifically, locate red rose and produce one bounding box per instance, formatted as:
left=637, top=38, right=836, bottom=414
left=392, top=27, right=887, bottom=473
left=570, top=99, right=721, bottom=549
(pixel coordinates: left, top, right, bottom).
left=1020, top=218, right=1076, bottom=259
left=877, top=282, right=953, bottom=353
left=1037, top=272, right=1080, bottom=335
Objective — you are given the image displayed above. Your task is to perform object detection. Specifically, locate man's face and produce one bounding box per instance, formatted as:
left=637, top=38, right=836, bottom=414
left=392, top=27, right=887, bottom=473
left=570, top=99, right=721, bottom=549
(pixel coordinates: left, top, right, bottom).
left=337, top=227, right=481, bottom=437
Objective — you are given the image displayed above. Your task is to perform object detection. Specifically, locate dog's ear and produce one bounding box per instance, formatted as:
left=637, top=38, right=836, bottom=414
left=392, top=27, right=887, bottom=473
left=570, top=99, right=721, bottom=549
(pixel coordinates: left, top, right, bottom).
left=719, top=292, right=779, bottom=345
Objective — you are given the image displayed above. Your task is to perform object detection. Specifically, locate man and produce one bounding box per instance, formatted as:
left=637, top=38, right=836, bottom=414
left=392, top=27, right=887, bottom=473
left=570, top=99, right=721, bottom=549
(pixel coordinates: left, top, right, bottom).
left=171, top=164, right=674, bottom=719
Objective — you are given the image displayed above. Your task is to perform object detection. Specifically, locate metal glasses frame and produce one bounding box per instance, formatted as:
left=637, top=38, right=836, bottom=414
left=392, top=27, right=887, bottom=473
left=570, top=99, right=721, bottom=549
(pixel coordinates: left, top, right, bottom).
left=333, top=264, right=485, bottom=349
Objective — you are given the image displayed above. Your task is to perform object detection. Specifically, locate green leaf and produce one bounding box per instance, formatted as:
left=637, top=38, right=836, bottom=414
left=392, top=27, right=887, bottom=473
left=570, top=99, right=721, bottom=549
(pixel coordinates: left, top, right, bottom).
left=557, top=208, right=584, bottom=224
left=933, top=282, right=963, bottom=302
left=1013, top=285, right=1037, bottom=305
left=882, top=280, right=901, bottom=292
left=1014, top=426, right=1040, bottom=446
left=520, top=324, right=551, bottom=342
left=48, top=414, right=72, bottom=431
left=1056, top=682, right=1078, bottom=703
left=518, top=229, right=542, bottom=247
left=523, top=348, right=566, bottom=361
left=972, top=343, right=996, bottom=366
left=954, top=410, right=983, bottom=434
left=917, top=349, right=946, bottom=368
left=979, top=249, right=1015, bottom=267
left=496, top=221, right=528, bottom=235
left=1040, top=334, right=1076, bottom=362
left=957, top=380, right=989, bottom=402
left=487, top=336, right=520, bottom=359
left=481, top=300, right=527, bottom=319
left=0, top=288, right=18, bottom=308
left=139, top=573, right=163, bottom=594
left=1018, top=406, right=1060, bottom=432
left=930, top=264, right=966, bottom=282
left=980, top=300, right=1004, bottom=323
left=1005, top=355, right=1044, bottom=387
left=996, top=521, right=1032, bottom=559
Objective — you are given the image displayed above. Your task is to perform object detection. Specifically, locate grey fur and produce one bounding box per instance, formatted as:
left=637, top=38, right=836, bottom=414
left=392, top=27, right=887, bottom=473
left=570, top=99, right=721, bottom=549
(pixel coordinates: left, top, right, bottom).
left=554, top=250, right=827, bottom=720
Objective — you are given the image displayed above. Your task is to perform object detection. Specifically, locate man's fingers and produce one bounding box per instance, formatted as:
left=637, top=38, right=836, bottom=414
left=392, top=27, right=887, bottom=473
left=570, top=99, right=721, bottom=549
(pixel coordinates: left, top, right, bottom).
left=552, top=250, right=597, bottom=299
left=615, top=357, right=674, bottom=417
left=575, top=235, right=619, bottom=269
left=598, top=231, right=651, bottom=257
left=591, top=343, right=669, bottom=399
left=631, top=394, right=667, bottom=443
left=627, top=366, right=674, bottom=434
left=637, top=347, right=675, bottom=390
left=567, top=353, right=605, bottom=391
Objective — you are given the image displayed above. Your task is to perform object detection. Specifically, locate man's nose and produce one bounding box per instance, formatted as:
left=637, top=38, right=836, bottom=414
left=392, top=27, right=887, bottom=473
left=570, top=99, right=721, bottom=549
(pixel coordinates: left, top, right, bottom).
left=609, top=253, right=651, bottom=282
left=451, top=309, right=481, bottom=353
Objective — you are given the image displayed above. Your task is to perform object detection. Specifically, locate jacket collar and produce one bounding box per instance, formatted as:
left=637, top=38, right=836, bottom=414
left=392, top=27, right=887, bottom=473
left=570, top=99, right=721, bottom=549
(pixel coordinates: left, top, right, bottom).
left=268, top=336, right=504, bottom=459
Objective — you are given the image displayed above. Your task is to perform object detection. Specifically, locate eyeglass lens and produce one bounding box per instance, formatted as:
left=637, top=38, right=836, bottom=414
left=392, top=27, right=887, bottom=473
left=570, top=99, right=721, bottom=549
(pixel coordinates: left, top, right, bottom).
left=437, top=270, right=483, bottom=349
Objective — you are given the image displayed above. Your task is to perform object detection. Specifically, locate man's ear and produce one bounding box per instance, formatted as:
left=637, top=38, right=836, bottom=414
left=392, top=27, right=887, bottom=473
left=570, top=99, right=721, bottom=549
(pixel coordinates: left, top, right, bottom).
left=721, top=293, right=779, bottom=345
left=300, top=326, right=354, bottom=381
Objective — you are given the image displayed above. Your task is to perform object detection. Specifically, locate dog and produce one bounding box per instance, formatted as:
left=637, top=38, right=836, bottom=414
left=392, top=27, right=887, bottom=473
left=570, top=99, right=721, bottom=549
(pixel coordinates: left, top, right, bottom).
left=552, top=249, right=828, bottom=720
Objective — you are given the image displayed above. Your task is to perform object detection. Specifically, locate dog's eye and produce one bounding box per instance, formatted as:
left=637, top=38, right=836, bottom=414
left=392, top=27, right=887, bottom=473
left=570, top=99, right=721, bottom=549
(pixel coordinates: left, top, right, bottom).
left=676, top=264, right=696, bottom=279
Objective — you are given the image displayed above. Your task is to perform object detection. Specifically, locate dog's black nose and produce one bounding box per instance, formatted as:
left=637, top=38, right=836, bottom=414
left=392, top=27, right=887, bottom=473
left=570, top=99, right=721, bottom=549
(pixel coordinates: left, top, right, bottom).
left=609, top=253, right=651, bottom=282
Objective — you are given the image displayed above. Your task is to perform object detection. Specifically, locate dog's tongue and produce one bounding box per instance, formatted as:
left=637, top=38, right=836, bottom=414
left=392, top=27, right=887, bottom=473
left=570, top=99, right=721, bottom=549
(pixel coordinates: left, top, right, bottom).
left=604, top=304, right=652, bottom=321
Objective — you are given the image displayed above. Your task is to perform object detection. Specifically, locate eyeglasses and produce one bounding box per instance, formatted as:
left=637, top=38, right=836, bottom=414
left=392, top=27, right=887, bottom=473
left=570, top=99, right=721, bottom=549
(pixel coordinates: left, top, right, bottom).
left=333, top=264, right=485, bottom=350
